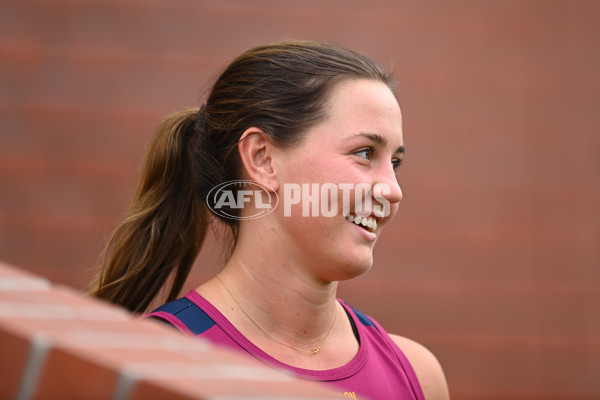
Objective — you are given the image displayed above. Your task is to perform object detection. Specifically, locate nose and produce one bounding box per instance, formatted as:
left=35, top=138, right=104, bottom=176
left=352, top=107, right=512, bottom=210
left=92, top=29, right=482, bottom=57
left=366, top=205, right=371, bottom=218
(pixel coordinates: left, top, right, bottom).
left=380, top=163, right=403, bottom=204
left=372, top=166, right=402, bottom=218
left=385, top=177, right=403, bottom=205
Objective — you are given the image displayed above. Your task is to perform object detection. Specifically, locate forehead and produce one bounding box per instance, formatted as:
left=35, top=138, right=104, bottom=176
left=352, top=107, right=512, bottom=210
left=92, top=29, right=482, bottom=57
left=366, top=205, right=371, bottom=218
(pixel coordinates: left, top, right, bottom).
left=317, top=79, right=403, bottom=144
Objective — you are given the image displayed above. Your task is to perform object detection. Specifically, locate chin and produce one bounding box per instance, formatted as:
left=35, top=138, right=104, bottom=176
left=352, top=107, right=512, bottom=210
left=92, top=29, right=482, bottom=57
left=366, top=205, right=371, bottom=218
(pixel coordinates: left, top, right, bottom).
left=334, top=255, right=374, bottom=281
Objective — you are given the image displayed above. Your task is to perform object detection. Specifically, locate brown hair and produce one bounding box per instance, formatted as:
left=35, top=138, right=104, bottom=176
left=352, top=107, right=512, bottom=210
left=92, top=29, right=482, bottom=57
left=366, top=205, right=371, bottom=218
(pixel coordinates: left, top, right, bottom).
left=88, top=40, right=393, bottom=313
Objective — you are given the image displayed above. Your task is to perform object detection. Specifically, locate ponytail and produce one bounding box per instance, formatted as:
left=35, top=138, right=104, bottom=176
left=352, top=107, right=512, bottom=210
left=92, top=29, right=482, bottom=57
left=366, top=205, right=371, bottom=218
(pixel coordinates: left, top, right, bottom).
left=89, top=108, right=210, bottom=313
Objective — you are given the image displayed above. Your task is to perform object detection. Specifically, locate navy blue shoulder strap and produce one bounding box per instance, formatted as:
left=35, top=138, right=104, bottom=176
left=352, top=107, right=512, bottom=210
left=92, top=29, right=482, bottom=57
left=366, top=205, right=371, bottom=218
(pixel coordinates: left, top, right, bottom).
left=343, top=301, right=376, bottom=328
left=151, top=297, right=216, bottom=335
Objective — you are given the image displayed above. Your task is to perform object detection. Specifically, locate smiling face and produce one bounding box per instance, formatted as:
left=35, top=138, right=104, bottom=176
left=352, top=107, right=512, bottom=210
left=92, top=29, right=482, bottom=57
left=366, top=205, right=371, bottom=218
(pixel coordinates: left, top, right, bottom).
left=271, top=79, right=404, bottom=282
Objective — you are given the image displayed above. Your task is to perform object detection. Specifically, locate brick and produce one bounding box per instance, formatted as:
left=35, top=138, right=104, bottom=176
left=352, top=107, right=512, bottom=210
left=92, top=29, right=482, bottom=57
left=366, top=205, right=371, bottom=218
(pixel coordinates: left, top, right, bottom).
left=0, top=261, right=339, bottom=399
left=131, top=377, right=339, bottom=400
left=0, top=328, right=30, bottom=399
left=32, top=345, right=119, bottom=400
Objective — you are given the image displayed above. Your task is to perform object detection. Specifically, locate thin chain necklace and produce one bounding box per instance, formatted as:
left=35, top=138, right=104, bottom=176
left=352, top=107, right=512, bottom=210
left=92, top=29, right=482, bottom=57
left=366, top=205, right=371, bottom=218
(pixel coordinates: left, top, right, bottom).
left=215, top=273, right=338, bottom=355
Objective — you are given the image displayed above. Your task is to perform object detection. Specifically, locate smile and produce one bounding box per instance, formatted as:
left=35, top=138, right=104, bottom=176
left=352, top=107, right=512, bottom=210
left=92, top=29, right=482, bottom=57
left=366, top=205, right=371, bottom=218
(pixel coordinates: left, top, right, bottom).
left=345, top=214, right=378, bottom=232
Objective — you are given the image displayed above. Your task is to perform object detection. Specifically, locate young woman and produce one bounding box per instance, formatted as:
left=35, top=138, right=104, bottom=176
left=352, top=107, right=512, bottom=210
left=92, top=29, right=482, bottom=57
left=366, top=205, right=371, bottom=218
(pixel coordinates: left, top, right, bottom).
left=89, top=41, right=449, bottom=399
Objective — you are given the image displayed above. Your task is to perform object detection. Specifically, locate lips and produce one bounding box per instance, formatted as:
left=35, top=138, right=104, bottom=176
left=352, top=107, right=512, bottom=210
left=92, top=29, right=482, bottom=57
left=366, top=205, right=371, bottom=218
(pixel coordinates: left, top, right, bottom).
left=345, top=214, right=378, bottom=232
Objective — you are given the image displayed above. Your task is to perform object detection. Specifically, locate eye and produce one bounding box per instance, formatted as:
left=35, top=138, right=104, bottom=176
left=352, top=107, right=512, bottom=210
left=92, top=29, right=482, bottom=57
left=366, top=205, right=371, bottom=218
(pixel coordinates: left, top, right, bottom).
left=392, top=157, right=403, bottom=170
left=355, top=147, right=373, bottom=160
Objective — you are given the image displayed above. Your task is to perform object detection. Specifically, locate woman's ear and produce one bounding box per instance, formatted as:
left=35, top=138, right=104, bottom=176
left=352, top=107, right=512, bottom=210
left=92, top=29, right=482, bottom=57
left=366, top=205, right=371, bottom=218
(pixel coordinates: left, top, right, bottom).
left=238, top=127, right=279, bottom=191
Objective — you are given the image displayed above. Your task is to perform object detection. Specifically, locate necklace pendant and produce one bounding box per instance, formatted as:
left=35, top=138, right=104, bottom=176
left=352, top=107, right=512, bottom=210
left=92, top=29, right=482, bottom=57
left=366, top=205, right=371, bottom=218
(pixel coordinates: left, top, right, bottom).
left=312, top=348, right=319, bottom=355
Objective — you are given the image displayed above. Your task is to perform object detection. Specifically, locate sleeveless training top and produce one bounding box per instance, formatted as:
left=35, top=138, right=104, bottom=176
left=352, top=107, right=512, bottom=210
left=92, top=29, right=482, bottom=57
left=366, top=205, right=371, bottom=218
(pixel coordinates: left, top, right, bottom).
left=146, top=290, right=425, bottom=400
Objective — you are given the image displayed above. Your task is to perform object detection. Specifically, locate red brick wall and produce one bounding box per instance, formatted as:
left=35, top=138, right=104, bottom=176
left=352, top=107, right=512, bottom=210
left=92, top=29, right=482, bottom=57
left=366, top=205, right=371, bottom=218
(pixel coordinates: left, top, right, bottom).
left=1, top=1, right=599, bottom=399
left=0, top=260, right=339, bottom=399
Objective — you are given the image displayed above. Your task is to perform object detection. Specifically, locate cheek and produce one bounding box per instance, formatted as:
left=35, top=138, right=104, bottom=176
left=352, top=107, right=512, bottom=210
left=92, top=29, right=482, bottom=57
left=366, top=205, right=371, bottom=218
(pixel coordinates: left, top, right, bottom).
left=283, top=159, right=323, bottom=183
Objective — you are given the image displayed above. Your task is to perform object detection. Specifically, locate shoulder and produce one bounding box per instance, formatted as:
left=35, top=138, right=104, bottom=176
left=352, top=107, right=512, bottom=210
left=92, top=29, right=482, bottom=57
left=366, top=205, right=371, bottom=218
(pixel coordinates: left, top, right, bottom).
left=390, top=334, right=450, bottom=400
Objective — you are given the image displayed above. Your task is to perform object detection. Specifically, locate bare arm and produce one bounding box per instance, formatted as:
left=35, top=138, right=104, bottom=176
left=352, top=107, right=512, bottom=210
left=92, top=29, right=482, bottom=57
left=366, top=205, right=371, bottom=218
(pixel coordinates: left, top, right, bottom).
left=390, top=334, right=450, bottom=400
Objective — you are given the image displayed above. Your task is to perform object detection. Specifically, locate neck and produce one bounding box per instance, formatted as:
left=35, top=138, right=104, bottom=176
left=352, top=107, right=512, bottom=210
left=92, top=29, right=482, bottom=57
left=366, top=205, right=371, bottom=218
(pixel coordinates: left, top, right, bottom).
left=220, top=250, right=339, bottom=340
left=206, top=214, right=341, bottom=346
left=196, top=221, right=359, bottom=367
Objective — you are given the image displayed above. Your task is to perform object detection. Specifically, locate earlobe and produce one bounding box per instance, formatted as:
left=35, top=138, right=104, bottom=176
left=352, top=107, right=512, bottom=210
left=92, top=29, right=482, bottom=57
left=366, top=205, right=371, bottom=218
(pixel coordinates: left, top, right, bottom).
left=238, top=128, right=278, bottom=191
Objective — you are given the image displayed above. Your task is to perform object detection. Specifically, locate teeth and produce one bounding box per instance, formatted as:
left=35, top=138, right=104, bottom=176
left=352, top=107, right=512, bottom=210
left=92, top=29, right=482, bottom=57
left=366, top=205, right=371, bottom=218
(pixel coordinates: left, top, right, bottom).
left=346, top=214, right=377, bottom=232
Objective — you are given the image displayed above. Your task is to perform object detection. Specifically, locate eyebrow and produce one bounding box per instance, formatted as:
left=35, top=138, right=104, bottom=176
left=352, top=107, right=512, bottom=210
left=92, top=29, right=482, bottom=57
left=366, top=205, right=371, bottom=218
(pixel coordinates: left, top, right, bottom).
left=351, top=133, right=405, bottom=154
